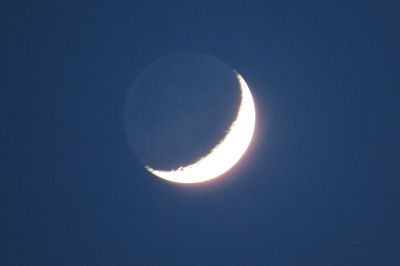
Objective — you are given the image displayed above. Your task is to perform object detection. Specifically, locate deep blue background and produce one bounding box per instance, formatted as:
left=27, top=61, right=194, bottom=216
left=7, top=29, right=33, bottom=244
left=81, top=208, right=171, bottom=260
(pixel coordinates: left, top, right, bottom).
left=1, top=1, right=399, bottom=265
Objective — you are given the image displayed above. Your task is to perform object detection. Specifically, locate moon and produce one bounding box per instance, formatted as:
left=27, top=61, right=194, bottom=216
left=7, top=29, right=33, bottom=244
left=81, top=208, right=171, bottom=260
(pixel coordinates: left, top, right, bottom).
left=145, top=71, right=256, bottom=184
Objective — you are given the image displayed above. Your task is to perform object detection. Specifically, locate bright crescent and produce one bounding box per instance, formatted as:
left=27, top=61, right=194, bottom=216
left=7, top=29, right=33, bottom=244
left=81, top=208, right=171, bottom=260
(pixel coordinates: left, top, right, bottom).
left=145, top=72, right=256, bottom=184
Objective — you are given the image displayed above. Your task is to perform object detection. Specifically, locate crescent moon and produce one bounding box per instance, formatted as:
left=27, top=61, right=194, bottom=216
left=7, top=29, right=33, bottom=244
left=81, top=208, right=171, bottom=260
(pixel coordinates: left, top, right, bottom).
left=145, top=72, right=256, bottom=184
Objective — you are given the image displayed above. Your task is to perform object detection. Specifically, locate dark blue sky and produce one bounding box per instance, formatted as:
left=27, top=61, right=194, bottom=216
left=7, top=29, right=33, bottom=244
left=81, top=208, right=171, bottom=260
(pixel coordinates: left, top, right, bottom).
left=1, top=1, right=399, bottom=265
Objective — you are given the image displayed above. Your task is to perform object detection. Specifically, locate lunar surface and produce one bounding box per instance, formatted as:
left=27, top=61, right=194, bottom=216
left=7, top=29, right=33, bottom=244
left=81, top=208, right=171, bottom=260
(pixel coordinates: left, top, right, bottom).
left=124, top=52, right=256, bottom=184
left=146, top=72, right=256, bottom=183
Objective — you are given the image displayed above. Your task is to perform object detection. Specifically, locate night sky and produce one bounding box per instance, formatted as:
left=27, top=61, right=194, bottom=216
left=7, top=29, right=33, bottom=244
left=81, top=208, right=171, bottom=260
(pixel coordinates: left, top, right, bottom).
left=1, top=1, right=400, bottom=265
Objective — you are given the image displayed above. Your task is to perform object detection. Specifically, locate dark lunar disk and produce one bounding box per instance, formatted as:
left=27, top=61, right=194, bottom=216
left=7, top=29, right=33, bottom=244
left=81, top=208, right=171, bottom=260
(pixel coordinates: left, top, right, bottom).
left=124, top=52, right=241, bottom=170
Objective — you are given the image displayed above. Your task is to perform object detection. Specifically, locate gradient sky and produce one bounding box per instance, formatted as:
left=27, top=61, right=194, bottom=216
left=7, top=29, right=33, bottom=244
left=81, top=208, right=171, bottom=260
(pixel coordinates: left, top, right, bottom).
left=1, top=1, right=399, bottom=265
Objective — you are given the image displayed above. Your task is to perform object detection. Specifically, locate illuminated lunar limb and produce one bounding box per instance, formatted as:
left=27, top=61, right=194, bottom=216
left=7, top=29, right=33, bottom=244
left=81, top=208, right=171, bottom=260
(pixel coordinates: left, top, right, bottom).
left=145, top=72, right=256, bottom=184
